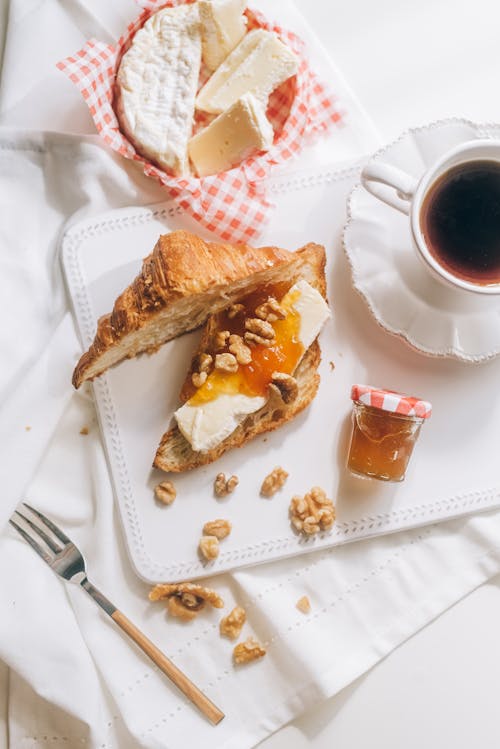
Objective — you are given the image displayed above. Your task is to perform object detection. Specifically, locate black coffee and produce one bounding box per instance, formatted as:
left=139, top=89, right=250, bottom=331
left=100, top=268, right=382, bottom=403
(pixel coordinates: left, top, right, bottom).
left=420, top=160, right=500, bottom=285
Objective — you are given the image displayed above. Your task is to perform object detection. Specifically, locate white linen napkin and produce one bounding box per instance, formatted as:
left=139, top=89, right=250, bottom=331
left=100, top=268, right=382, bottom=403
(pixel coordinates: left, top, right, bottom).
left=2, top=2, right=500, bottom=748
left=2, top=128, right=500, bottom=749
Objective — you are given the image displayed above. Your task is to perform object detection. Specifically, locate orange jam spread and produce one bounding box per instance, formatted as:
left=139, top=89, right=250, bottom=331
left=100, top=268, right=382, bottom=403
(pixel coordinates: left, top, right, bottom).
left=185, top=284, right=304, bottom=406
left=347, top=403, right=423, bottom=482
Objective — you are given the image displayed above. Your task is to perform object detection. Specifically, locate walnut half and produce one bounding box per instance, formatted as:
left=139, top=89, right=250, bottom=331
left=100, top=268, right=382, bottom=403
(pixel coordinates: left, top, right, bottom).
left=149, top=582, right=224, bottom=621
left=199, top=535, right=220, bottom=561
left=260, top=467, right=289, bottom=498
left=215, top=353, right=238, bottom=373
left=191, top=353, right=213, bottom=388
left=220, top=606, right=246, bottom=640
left=228, top=334, right=252, bottom=365
left=203, top=519, right=232, bottom=539
left=269, top=372, right=298, bottom=404
left=289, top=487, right=335, bottom=536
left=233, top=637, right=267, bottom=665
left=255, top=297, right=286, bottom=323
left=245, top=317, right=275, bottom=341
left=214, top=473, right=239, bottom=497
left=154, top=481, right=177, bottom=505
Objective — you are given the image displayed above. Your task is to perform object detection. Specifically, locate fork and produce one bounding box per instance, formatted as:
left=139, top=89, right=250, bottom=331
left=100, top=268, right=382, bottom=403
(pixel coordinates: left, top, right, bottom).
left=9, top=503, right=224, bottom=725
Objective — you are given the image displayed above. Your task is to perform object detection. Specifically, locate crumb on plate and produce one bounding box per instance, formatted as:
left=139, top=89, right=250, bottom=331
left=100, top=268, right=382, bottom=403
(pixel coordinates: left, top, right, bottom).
left=296, top=595, right=311, bottom=614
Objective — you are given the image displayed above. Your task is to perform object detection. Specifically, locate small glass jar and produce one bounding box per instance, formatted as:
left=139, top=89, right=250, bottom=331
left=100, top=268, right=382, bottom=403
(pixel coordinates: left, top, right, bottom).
left=347, top=385, right=432, bottom=482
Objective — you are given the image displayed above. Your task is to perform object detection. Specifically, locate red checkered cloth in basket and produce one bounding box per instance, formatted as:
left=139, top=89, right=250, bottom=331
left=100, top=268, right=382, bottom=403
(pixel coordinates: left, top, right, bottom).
left=56, top=0, right=343, bottom=243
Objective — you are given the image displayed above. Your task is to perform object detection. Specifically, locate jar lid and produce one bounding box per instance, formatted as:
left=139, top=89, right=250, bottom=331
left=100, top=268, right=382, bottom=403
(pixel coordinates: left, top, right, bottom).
left=351, top=384, right=432, bottom=419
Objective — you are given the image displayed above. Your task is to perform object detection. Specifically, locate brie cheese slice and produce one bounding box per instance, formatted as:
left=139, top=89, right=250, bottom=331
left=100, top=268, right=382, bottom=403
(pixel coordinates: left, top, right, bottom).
left=199, top=0, right=247, bottom=71
left=285, top=280, right=331, bottom=350
left=174, top=280, right=330, bottom=453
left=175, top=393, right=266, bottom=453
left=116, top=5, right=201, bottom=176
left=188, top=93, right=274, bottom=176
left=196, top=29, right=299, bottom=114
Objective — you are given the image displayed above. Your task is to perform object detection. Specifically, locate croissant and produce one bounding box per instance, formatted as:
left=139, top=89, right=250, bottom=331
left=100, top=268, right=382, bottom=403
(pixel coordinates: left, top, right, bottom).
left=71, top=230, right=328, bottom=472
left=72, top=230, right=303, bottom=388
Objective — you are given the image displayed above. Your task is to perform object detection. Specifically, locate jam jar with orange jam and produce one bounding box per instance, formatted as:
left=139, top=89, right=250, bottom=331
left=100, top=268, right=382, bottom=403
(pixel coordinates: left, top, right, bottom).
left=347, top=385, right=432, bottom=482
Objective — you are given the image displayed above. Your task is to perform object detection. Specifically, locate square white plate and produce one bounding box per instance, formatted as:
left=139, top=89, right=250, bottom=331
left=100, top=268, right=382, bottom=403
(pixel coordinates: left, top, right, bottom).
left=62, top=163, right=500, bottom=582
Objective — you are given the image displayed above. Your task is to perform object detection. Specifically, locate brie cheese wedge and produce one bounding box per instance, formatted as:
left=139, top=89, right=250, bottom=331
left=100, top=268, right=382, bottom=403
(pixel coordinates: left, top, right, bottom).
left=199, top=0, right=247, bottom=71
left=174, top=280, right=330, bottom=453
left=116, top=5, right=201, bottom=177
left=196, top=29, right=299, bottom=114
left=188, top=93, right=274, bottom=176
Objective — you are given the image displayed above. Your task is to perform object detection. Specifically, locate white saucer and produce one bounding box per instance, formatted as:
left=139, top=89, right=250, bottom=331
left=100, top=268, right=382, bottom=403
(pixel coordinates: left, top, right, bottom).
left=343, top=118, right=500, bottom=363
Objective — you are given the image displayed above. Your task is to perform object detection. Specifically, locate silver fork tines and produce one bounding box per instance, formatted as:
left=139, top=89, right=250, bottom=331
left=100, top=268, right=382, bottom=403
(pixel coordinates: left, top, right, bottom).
left=10, top=514, right=55, bottom=564
left=10, top=503, right=86, bottom=582
left=12, top=508, right=61, bottom=554
left=23, top=502, right=71, bottom=544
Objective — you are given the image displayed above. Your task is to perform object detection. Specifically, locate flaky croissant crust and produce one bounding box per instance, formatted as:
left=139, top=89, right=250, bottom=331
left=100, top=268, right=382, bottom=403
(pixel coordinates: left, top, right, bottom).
left=72, top=230, right=295, bottom=388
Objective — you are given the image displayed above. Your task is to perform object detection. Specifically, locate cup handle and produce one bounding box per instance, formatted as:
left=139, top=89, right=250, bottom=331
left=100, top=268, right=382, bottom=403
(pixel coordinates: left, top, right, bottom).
left=361, top=163, right=418, bottom=215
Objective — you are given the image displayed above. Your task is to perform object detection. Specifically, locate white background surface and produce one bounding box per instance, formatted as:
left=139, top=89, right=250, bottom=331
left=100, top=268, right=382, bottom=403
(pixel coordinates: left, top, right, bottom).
left=261, top=0, right=500, bottom=747
left=2, top=1, right=500, bottom=747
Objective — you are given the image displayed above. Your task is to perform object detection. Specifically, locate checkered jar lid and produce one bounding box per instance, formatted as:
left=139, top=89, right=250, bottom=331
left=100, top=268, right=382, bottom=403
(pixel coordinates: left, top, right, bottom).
left=351, top=384, right=432, bottom=419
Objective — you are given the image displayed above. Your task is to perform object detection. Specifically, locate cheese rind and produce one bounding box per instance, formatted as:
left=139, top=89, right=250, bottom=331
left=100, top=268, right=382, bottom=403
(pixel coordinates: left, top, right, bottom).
left=199, top=0, right=247, bottom=71
left=196, top=29, right=299, bottom=114
left=116, top=5, right=201, bottom=176
left=188, top=94, right=274, bottom=177
left=175, top=393, right=266, bottom=453
left=174, top=281, right=330, bottom=453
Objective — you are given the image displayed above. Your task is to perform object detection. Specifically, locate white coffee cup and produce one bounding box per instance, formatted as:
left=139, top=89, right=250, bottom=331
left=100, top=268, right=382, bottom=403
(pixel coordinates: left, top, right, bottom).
left=361, top=140, right=500, bottom=295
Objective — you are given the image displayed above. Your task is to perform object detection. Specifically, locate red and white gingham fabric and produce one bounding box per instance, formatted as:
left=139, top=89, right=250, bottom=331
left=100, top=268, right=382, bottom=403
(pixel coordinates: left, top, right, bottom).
left=56, top=0, right=343, bottom=243
left=351, top=385, right=433, bottom=419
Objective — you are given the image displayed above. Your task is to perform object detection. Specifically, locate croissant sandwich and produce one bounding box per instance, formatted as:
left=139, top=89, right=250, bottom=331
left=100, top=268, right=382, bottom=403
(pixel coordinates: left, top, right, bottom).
left=72, top=230, right=331, bottom=471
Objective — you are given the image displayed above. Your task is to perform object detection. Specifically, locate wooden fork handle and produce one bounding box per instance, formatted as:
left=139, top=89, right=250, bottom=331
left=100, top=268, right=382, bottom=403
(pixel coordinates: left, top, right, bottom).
left=111, top=610, right=224, bottom=725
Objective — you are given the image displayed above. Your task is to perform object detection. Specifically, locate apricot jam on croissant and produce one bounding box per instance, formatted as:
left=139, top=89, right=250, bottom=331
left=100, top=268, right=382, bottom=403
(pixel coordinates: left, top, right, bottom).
left=183, top=284, right=304, bottom=405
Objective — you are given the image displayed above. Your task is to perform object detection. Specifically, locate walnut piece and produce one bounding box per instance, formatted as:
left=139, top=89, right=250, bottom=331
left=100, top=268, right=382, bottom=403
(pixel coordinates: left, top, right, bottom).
left=270, top=372, right=298, bottom=404
left=260, top=466, right=289, bottom=497
left=167, top=595, right=199, bottom=621
left=149, top=582, right=224, bottom=621
left=192, top=353, right=212, bottom=388
left=215, top=330, right=230, bottom=350
left=191, top=371, right=207, bottom=388
left=233, top=637, right=267, bottom=665
left=203, top=518, right=232, bottom=539
left=228, top=334, right=252, bottom=365
left=199, top=535, right=220, bottom=561
left=296, top=595, right=311, bottom=614
left=227, top=303, right=245, bottom=319
left=289, top=486, right=335, bottom=536
left=154, top=480, right=177, bottom=505
left=244, top=331, right=273, bottom=347
left=245, top=317, right=275, bottom=340
left=215, top=353, right=238, bottom=373
left=214, top=472, right=239, bottom=497
left=198, top=353, right=213, bottom=373
left=255, top=297, right=286, bottom=322
left=220, top=606, right=246, bottom=640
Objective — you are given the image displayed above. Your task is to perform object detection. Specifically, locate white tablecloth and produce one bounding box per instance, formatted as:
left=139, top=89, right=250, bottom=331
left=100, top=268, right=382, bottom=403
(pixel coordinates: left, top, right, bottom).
left=2, top=2, right=500, bottom=748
